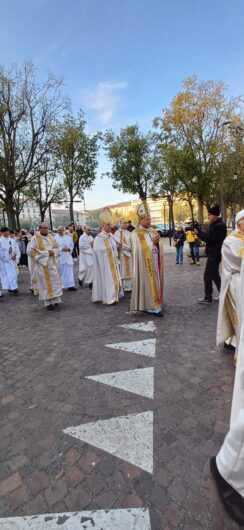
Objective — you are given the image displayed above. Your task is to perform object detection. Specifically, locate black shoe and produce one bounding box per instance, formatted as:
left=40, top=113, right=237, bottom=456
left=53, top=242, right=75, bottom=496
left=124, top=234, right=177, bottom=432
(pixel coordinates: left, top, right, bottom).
left=88, top=283, right=93, bottom=290
left=79, top=280, right=83, bottom=287
left=8, top=288, right=19, bottom=294
left=68, top=287, right=77, bottom=291
left=198, top=297, right=212, bottom=304
left=210, top=456, right=244, bottom=526
left=224, top=342, right=235, bottom=352
left=46, top=305, right=54, bottom=311
left=154, top=310, right=164, bottom=317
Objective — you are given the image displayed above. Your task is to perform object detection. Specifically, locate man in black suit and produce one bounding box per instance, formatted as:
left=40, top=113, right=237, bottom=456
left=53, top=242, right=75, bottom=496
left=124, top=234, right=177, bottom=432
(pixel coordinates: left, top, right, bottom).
left=197, top=204, right=227, bottom=304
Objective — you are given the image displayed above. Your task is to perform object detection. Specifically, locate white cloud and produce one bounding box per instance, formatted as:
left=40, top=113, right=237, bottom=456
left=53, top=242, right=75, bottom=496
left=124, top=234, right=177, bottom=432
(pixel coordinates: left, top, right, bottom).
left=84, top=81, right=128, bottom=125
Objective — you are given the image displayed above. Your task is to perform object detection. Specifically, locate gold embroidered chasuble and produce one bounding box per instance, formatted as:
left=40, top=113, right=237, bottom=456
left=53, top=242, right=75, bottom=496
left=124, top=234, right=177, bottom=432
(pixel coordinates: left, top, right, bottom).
left=217, top=231, right=244, bottom=355
left=130, top=226, right=164, bottom=311
left=92, top=231, right=123, bottom=304
left=28, top=232, right=62, bottom=301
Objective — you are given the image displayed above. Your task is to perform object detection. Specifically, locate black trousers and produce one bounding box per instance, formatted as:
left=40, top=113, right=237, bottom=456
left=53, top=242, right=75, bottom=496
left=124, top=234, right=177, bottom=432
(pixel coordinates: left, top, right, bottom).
left=204, top=257, right=221, bottom=299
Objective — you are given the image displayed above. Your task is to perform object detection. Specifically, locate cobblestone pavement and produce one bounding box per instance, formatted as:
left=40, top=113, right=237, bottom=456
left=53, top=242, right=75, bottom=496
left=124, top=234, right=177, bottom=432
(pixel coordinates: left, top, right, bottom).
left=0, top=246, right=240, bottom=529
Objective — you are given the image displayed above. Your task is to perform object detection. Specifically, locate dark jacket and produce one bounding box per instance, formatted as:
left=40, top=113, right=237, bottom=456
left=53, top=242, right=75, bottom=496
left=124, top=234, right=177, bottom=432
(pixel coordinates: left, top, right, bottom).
left=199, top=218, right=227, bottom=262
left=173, top=231, right=186, bottom=246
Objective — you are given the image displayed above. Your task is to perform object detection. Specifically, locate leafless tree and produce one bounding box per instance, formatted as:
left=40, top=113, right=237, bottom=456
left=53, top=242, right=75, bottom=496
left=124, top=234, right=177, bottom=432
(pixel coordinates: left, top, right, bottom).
left=0, top=62, right=67, bottom=228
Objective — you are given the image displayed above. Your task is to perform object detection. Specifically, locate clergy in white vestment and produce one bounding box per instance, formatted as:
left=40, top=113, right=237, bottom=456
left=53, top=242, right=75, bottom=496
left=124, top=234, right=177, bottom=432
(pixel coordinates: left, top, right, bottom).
left=114, top=220, right=132, bottom=292
left=92, top=208, right=123, bottom=305
left=216, top=209, right=244, bottom=361
left=78, top=226, right=93, bottom=288
left=28, top=222, right=62, bottom=311
left=130, top=202, right=164, bottom=316
left=210, top=212, right=244, bottom=526
left=0, top=226, right=20, bottom=293
left=54, top=226, right=76, bottom=291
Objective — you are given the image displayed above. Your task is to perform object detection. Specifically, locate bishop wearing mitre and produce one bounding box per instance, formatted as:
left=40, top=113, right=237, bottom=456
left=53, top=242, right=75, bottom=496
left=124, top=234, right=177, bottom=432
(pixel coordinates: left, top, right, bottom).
left=92, top=208, right=123, bottom=305
left=130, top=201, right=164, bottom=316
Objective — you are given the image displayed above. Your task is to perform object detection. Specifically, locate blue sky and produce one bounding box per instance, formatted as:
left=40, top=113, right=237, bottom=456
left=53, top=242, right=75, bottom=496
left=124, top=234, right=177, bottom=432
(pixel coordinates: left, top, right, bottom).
left=1, top=0, right=244, bottom=209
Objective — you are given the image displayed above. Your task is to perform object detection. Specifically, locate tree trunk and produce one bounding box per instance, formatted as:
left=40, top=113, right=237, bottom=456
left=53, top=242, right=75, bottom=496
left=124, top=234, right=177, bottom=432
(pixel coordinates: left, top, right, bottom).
left=5, top=194, right=16, bottom=229
left=187, top=199, right=194, bottom=220
left=48, top=204, right=53, bottom=231
left=69, top=192, right=74, bottom=223
left=197, top=197, right=204, bottom=225
left=138, top=187, right=146, bottom=201
left=221, top=200, right=227, bottom=224
left=16, top=211, right=21, bottom=230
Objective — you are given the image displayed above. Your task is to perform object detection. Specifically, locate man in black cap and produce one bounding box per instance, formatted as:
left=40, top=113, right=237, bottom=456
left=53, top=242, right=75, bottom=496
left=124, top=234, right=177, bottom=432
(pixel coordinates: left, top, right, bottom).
left=197, top=205, right=227, bottom=304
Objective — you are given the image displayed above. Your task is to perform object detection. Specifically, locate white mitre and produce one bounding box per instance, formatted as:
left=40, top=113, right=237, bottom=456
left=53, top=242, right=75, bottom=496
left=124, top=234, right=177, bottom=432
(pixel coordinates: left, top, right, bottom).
left=236, top=209, right=244, bottom=225
left=136, top=201, right=151, bottom=220
left=100, top=207, right=112, bottom=224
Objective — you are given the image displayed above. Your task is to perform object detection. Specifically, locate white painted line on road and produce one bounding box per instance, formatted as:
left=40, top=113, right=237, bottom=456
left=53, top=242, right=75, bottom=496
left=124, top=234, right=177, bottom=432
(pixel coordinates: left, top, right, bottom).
left=86, top=367, right=154, bottom=399
left=118, top=321, right=157, bottom=333
left=63, top=411, right=153, bottom=473
left=0, top=508, right=151, bottom=529
left=105, top=339, right=156, bottom=357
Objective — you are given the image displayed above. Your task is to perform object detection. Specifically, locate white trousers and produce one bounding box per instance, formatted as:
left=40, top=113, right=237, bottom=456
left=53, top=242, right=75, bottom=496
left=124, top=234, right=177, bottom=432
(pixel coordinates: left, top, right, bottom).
left=122, top=278, right=132, bottom=291
left=217, top=408, right=244, bottom=498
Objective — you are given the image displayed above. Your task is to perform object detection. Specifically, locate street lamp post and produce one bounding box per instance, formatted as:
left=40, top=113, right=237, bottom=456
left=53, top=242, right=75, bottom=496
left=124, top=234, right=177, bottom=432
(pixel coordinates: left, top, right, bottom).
left=232, top=172, right=238, bottom=229
left=219, top=121, right=232, bottom=223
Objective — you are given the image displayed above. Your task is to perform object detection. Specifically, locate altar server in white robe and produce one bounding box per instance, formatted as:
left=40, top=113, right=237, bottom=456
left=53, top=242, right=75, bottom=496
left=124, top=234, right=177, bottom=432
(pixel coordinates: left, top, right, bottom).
left=92, top=208, right=123, bottom=305
left=0, top=226, right=20, bottom=293
left=211, top=211, right=244, bottom=526
left=55, top=226, right=76, bottom=291
left=78, top=226, right=93, bottom=288
left=28, top=222, right=62, bottom=311
left=114, top=220, right=132, bottom=292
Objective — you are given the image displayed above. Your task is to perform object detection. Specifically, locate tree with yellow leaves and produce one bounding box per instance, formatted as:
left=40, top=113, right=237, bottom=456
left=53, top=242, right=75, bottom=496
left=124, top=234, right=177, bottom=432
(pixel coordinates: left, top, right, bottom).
left=153, top=76, right=242, bottom=223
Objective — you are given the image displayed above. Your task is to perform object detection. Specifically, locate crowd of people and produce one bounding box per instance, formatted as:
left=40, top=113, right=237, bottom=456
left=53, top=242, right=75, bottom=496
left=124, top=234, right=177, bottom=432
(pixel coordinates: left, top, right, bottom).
left=1, top=201, right=244, bottom=524
left=0, top=202, right=163, bottom=316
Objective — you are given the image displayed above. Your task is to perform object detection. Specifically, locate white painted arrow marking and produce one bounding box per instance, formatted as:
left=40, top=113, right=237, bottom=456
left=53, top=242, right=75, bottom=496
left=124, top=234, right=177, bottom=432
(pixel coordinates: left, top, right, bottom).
left=0, top=508, right=151, bottom=529
left=63, top=411, right=153, bottom=473
left=105, top=339, right=156, bottom=357
left=86, top=367, right=154, bottom=399
left=118, top=321, right=157, bottom=333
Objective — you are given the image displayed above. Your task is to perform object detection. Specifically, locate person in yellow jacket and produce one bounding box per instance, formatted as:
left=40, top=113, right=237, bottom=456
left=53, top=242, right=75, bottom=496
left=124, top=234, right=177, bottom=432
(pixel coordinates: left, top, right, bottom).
left=68, top=225, right=78, bottom=260
left=185, top=221, right=200, bottom=265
